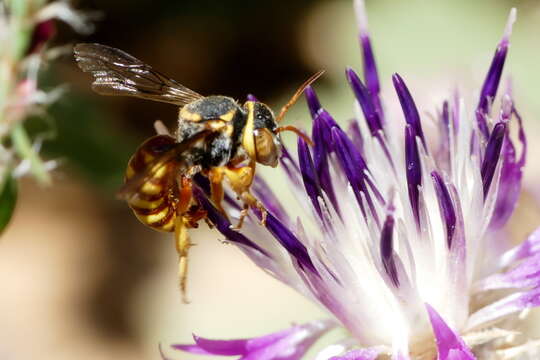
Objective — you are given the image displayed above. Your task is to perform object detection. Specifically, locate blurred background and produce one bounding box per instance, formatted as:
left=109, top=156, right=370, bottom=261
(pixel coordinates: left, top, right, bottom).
left=2, top=0, right=540, bottom=359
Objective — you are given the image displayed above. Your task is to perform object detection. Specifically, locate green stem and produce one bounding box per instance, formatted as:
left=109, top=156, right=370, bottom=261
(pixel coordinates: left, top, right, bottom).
left=10, top=122, right=51, bottom=185
left=8, top=0, right=32, bottom=60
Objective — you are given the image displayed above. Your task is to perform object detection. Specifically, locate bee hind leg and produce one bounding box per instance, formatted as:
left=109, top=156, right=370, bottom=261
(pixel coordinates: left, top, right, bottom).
left=208, top=167, right=228, bottom=219
left=175, top=215, right=192, bottom=304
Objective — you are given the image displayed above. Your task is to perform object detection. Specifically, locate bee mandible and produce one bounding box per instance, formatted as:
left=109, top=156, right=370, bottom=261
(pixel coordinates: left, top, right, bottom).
left=73, top=43, right=322, bottom=302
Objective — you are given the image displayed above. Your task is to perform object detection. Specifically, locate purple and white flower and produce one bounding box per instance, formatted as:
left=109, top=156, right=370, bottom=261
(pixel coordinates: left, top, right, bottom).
left=172, top=1, right=539, bottom=359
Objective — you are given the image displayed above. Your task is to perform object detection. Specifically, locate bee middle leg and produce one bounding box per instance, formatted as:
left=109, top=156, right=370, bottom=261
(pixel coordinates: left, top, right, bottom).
left=208, top=167, right=227, bottom=217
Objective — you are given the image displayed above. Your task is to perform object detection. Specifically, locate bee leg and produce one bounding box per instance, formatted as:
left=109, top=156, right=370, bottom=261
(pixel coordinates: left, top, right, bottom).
left=153, top=120, right=171, bottom=136
left=175, top=176, right=195, bottom=304
left=240, top=191, right=268, bottom=227
left=230, top=203, right=249, bottom=230
left=175, top=214, right=192, bottom=304
left=208, top=167, right=227, bottom=217
left=222, top=163, right=267, bottom=228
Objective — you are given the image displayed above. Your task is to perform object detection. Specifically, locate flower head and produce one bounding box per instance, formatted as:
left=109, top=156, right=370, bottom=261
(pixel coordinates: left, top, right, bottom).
left=172, top=2, right=539, bottom=359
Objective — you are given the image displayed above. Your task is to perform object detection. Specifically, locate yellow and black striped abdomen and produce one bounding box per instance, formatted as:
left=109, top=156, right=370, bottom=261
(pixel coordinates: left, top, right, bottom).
left=125, top=135, right=178, bottom=232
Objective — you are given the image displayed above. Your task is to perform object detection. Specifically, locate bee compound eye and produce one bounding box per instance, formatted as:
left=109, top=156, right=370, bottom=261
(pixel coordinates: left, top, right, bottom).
left=254, top=128, right=278, bottom=167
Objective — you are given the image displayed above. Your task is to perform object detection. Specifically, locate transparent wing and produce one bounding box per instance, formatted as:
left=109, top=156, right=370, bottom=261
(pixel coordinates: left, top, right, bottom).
left=118, top=131, right=211, bottom=201
left=74, top=43, right=204, bottom=106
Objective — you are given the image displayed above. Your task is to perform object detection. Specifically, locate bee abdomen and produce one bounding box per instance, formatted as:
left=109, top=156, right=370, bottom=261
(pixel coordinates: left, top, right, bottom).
left=125, top=135, right=178, bottom=232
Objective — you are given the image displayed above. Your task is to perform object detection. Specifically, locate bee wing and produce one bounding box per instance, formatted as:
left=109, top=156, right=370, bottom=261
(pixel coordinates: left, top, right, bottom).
left=74, top=43, right=204, bottom=106
left=118, top=131, right=211, bottom=201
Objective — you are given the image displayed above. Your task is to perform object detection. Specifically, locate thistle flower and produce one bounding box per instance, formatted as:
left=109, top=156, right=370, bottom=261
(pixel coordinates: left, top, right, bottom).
left=172, top=2, right=539, bottom=359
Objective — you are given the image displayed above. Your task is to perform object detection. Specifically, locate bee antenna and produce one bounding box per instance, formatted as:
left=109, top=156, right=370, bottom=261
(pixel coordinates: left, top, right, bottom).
left=275, top=125, right=314, bottom=146
left=276, top=70, right=325, bottom=123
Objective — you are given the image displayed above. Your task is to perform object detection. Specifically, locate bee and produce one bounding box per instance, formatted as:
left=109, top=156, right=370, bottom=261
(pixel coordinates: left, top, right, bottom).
left=73, top=43, right=322, bottom=301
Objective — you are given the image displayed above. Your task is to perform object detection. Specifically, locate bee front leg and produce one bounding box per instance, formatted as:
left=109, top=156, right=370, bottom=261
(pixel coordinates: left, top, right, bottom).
left=223, top=163, right=267, bottom=229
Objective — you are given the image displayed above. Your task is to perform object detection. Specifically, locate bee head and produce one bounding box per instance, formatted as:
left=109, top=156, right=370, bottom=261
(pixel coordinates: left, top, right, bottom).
left=243, top=70, right=324, bottom=168
left=244, top=101, right=281, bottom=168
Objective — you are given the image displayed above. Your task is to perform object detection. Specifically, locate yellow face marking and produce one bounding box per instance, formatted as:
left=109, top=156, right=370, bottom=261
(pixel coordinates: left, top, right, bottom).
left=219, top=109, right=236, bottom=122
left=242, top=102, right=256, bottom=160
left=205, top=120, right=227, bottom=131
left=180, top=107, right=202, bottom=122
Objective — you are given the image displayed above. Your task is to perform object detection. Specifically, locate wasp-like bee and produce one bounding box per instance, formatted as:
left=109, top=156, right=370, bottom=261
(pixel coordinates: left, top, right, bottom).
left=74, top=43, right=322, bottom=301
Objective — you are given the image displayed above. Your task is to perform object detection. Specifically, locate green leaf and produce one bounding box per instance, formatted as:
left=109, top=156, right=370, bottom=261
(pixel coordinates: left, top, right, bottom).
left=0, top=173, right=18, bottom=234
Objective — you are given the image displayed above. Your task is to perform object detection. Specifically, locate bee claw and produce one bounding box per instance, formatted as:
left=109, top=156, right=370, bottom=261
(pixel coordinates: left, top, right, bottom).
left=230, top=208, right=248, bottom=230
left=259, top=208, right=268, bottom=226
left=252, top=201, right=268, bottom=226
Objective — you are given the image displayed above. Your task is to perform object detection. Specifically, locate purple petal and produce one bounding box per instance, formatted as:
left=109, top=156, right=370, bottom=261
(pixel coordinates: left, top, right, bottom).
left=353, top=0, right=383, bottom=118
left=348, top=120, right=364, bottom=154
left=444, top=184, right=469, bottom=328
left=359, top=35, right=382, bottom=113
left=331, top=126, right=378, bottom=221
left=247, top=94, right=259, bottom=102
left=298, top=136, right=323, bottom=216
left=442, top=100, right=450, bottom=128
left=467, top=287, right=540, bottom=330
left=173, top=320, right=334, bottom=360
left=193, top=173, right=211, bottom=194
left=475, top=254, right=540, bottom=291
left=258, top=209, right=318, bottom=274
left=436, top=101, right=452, bottom=172
left=393, top=73, right=426, bottom=148
left=405, top=125, right=421, bottom=227
left=331, top=127, right=365, bottom=193
left=305, top=85, right=322, bottom=119
left=192, top=187, right=269, bottom=256
left=280, top=145, right=302, bottom=188
left=380, top=209, right=399, bottom=287
left=345, top=68, right=382, bottom=135
left=330, top=347, right=382, bottom=360
left=312, top=111, right=339, bottom=210
left=476, top=9, right=516, bottom=139
left=480, top=122, right=506, bottom=198
left=193, top=173, right=240, bottom=211
left=500, top=227, right=540, bottom=268
left=431, top=171, right=456, bottom=249
left=252, top=176, right=289, bottom=225
left=489, top=107, right=527, bottom=229
left=426, top=304, right=476, bottom=360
